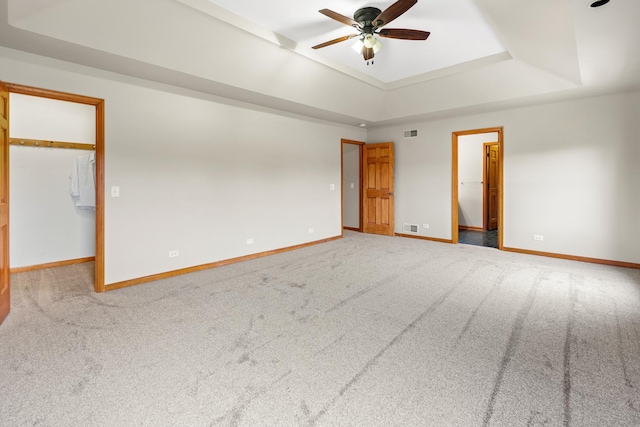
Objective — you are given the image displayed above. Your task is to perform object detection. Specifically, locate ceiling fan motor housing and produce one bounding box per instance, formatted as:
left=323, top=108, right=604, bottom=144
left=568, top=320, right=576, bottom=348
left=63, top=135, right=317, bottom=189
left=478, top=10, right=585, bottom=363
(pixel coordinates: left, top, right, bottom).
left=354, top=7, right=382, bottom=34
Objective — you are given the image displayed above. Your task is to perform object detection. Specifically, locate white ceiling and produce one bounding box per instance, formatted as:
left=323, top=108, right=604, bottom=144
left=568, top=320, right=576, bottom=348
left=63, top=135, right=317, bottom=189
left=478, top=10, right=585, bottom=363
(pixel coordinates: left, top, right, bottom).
left=204, top=0, right=506, bottom=84
left=0, top=0, right=639, bottom=127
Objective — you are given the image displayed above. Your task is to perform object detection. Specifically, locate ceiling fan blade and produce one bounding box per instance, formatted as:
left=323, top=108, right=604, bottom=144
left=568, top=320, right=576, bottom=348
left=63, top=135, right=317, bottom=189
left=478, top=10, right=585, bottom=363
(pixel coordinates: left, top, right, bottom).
left=363, top=47, right=375, bottom=61
left=373, top=0, right=417, bottom=29
left=378, top=29, right=430, bottom=40
left=319, top=9, right=362, bottom=28
left=312, top=34, right=359, bottom=49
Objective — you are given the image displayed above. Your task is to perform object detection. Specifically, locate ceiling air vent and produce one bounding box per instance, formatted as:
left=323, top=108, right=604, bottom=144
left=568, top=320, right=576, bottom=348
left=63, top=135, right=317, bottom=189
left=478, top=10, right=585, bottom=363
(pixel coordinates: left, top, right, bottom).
left=403, top=223, right=419, bottom=233
left=403, top=129, right=418, bottom=139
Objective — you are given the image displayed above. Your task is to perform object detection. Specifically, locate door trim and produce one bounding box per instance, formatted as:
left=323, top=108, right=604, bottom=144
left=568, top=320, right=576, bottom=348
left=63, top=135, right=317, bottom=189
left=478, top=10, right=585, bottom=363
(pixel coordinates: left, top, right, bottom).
left=0, top=82, right=9, bottom=325
left=341, top=139, right=365, bottom=233
left=452, top=127, right=503, bottom=249
left=5, top=83, right=106, bottom=292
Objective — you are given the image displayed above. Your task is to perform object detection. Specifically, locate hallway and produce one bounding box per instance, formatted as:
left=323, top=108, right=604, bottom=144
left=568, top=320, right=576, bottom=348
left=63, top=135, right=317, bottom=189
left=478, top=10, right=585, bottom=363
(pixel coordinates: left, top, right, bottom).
left=458, top=228, right=498, bottom=249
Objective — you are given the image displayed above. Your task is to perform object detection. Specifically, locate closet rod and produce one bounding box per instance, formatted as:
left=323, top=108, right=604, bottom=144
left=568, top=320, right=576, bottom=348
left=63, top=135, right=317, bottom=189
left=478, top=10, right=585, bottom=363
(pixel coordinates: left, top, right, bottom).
left=9, top=138, right=95, bottom=151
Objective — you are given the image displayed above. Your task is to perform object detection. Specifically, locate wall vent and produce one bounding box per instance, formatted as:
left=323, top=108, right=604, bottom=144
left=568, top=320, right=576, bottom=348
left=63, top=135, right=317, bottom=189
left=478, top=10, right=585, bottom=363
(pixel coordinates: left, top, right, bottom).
left=402, top=223, right=419, bottom=233
left=403, top=129, right=418, bottom=139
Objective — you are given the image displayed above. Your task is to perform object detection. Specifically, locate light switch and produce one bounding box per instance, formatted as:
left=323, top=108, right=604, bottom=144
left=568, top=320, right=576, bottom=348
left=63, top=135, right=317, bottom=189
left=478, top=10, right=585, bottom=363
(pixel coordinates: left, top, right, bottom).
left=350, top=183, right=355, bottom=189
left=329, top=184, right=335, bottom=191
left=111, top=186, right=120, bottom=197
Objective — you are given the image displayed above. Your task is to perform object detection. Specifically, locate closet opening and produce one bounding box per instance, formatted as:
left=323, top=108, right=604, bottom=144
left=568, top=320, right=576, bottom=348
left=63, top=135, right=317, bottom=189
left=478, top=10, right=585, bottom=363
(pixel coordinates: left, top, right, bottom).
left=6, top=83, right=105, bottom=293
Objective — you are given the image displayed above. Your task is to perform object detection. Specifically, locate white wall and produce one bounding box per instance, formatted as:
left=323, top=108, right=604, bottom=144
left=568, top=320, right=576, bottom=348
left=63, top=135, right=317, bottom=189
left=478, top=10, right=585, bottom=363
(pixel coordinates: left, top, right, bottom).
left=8, top=0, right=386, bottom=122
left=342, top=143, right=360, bottom=229
left=368, top=91, right=640, bottom=264
left=0, top=48, right=366, bottom=284
left=10, top=93, right=95, bottom=141
left=9, top=93, right=96, bottom=268
left=458, top=132, right=497, bottom=228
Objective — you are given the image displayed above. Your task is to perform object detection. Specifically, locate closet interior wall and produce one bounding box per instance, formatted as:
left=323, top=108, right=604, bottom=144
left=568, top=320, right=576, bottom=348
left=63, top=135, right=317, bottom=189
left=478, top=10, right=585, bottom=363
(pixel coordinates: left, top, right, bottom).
left=9, top=93, right=96, bottom=269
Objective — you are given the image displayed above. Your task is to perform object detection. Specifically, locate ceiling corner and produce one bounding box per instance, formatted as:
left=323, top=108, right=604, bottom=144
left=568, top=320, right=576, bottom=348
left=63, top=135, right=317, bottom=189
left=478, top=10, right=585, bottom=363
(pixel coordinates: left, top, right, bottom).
left=475, top=0, right=582, bottom=85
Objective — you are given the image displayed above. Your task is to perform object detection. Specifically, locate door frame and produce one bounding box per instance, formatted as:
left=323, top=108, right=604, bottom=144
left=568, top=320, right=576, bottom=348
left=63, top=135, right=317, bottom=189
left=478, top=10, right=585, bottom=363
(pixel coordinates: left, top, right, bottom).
left=483, top=142, right=499, bottom=231
left=5, top=83, right=106, bottom=292
left=452, top=127, right=503, bottom=249
left=1, top=82, right=9, bottom=324
left=341, top=139, right=364, bottom=233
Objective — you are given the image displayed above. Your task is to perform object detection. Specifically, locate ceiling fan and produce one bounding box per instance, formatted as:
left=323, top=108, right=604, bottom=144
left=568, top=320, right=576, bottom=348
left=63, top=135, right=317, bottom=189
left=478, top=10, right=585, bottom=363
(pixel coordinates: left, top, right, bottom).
left=312, top=0, right=430, bottom=64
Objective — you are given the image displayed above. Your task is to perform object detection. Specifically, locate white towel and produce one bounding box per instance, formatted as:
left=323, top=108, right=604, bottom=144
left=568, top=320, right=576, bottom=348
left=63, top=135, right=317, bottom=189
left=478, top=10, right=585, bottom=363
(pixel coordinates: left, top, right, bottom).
left=70, top=152, right=96, bottom=211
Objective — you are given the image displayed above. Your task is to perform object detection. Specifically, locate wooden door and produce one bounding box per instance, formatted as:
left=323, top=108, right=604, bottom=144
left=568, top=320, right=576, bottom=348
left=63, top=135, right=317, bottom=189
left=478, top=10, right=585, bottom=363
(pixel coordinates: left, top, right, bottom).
left=484, top=143, right=499, bottom=231
left=0, top=82, right=10, bottom=325
left=363, top=142, right=394, bottom=236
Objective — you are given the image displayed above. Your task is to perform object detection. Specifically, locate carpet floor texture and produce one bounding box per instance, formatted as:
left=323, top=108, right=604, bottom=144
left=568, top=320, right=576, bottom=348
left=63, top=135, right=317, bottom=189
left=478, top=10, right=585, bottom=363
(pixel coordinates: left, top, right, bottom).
left=1, top=231, right=640, bottom=426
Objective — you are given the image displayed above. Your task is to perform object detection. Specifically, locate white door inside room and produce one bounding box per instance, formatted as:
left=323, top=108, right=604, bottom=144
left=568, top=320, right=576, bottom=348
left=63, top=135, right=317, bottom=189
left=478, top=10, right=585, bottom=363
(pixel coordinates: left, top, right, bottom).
left=9, top=93, right=96, bottom=271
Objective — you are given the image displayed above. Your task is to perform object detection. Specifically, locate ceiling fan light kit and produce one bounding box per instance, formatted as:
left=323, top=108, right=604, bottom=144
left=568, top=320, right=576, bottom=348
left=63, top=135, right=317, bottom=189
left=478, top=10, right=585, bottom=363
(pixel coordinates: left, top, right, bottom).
left=312, top=0, right=430, bottom=63
left=362, top=34, right=383, bottom=54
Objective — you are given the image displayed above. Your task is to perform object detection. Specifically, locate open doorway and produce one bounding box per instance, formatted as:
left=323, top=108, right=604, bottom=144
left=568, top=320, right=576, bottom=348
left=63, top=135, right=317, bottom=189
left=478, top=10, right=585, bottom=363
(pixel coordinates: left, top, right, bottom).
left=5, top=83, right=105, bottom=293
left=452, top=127, right=503, bottom=249
left=9, top=93, right=97, bottom=270
left=341, top=139, right=364, bottom=232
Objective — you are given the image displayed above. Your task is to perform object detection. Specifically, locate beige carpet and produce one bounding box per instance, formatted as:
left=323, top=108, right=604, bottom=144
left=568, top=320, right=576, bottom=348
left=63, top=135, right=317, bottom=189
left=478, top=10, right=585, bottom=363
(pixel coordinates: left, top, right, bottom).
left=1, top=231, right=639, bottom=426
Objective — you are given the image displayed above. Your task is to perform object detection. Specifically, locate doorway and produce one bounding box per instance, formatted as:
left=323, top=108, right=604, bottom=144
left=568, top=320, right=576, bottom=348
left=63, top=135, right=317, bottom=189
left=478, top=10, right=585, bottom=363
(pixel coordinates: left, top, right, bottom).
left=9, top=93, right=96, bottom=273
left=452, top=127, right=503, bottom=249
left=341, top=139, right=364, bottom=232
left=3, top=82, right=105, bottom=296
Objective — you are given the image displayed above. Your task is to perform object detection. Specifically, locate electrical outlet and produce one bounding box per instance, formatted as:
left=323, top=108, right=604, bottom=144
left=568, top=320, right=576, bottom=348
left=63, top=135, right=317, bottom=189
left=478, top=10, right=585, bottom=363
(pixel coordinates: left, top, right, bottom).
left=246, top=238, right=254, bottom=245
left=308, top=228, right=314, bottom=233
left=168, top=250, right=179, bottom=258
left=533, top=235, right=543, bottom=241
left=422, top=224, right=429, bottom=229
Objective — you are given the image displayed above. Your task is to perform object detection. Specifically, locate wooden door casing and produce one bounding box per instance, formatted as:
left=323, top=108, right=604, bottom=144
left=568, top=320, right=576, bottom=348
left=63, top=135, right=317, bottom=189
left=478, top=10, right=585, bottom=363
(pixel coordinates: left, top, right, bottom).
left=452, top=127, right=504, bottom=249
left=0, top=82, right=10, bottom=325
left=5, top=83, right=105, bottom=293
left=363, top=142, right=394, bottom=236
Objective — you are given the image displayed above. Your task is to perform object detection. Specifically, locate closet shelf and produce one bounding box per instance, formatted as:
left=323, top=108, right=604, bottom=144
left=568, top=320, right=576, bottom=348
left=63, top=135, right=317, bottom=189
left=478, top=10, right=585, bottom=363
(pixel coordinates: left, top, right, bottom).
left=9, top=138, right=95, bottom=151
